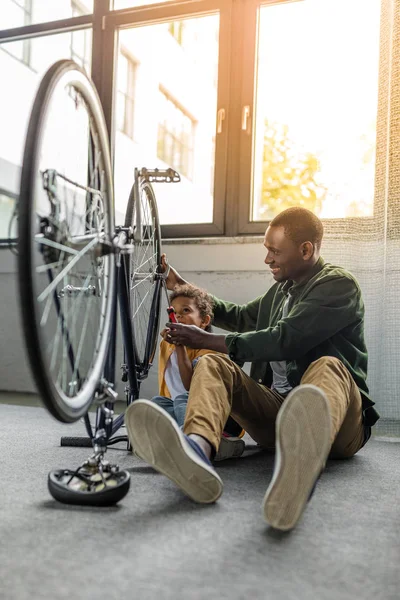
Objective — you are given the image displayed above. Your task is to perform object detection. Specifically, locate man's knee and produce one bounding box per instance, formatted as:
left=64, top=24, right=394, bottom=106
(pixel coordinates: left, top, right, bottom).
left=194, top=353, right=230, bottom=372
left=310, top=356, right=344, bottom=370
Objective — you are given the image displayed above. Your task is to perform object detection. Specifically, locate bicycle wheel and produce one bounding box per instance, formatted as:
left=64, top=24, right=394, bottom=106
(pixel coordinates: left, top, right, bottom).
left=18, top=60, right=115, bottom=423
left=124, top=177, right=162, bottom=377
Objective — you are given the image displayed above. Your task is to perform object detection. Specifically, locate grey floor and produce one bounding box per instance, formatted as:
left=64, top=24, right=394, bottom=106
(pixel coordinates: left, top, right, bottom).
left=0, top=398, right=399, bottom=600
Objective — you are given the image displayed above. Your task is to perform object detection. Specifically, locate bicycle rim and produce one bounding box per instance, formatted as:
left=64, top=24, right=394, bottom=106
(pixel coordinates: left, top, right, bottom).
left=18, top=60, right=115, bottom=423
left=124, top=179, right=162, bottom=376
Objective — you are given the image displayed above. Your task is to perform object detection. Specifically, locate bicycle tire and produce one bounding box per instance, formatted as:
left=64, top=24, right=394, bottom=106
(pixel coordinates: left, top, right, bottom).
left=124, top=177, right=162, bottom=377
left=18, top=59, right=115, bottom=423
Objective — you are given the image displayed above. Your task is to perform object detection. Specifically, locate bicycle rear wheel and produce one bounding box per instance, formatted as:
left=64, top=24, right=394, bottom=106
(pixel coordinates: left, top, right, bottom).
left=18, top=60, right=115, bottom=423
left=124, top=177, right=162, bottom=378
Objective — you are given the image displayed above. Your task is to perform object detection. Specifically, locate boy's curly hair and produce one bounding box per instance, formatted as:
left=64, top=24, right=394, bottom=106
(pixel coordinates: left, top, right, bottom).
left=169, top=284, right=214, bottom=332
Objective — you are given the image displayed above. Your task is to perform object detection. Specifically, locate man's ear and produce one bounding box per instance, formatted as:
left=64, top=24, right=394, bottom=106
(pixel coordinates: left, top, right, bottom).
left=301, top=241, right=314, bottom=260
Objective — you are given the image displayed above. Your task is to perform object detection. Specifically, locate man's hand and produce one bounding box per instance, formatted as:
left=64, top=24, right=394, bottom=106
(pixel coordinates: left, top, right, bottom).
left=165, top=322, right=229, bottom=354
left=160, top=327, right=181, bottom=346
left=161, top=254, right=187, bottom=291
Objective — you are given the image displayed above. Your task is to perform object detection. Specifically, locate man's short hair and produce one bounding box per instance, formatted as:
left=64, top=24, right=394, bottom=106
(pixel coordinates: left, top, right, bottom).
left=269, top=207, right=324, bottom=250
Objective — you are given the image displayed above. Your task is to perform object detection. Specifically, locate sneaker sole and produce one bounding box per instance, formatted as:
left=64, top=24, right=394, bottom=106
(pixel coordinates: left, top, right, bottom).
left=262, top=384, right=331, bottom=531
left=214, top=436, right=245, bottom=461
left=125, top=400, right=223, bottom=504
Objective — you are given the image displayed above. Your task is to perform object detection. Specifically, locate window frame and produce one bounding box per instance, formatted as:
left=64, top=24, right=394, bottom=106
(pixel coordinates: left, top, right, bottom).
left=104, top=0, right=232, bottom=238
left=235, top=0, right=383, bottom=238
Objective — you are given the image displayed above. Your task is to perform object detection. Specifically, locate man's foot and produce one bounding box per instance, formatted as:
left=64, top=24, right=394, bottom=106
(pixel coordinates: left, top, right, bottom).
left=125, top=399, right=223, bottom=503
left=214, top=434, right=245, bottom=461
left=262, top=384, right=331, bottom=531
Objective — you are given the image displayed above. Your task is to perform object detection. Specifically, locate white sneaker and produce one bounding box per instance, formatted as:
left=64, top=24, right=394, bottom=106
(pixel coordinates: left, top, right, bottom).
left=214, top=435, right=245, bottom=462
left=125, top=399, right=223, bottom=504
left=262, top=384, right=331, bottom=531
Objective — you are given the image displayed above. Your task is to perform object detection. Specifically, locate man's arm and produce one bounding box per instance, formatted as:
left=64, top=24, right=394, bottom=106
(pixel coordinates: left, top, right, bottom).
left=165, top=323, right=228, bottom=354
left=225, top=275, right=361, bottom=363
left=167, top=275, right=361, bottom=362
left=212, top=295, right=263, bottom=333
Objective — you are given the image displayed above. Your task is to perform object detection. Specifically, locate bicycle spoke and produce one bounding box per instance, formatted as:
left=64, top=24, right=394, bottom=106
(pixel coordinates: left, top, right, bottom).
left=37, top=236, right=99, bottom=303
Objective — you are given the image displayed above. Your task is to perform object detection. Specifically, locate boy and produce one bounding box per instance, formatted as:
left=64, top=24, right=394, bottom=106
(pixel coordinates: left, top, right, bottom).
left=151, top=284, right=245, bottom=461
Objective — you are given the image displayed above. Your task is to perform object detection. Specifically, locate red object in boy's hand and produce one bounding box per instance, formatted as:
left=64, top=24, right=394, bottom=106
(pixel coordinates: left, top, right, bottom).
left=167, top=307, right=177, bottom=323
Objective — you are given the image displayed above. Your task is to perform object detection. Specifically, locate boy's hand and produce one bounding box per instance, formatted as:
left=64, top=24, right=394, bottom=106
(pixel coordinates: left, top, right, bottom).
left=161, top=254, right=187, bottom=291
left=161, top=327, right=181, bottom=346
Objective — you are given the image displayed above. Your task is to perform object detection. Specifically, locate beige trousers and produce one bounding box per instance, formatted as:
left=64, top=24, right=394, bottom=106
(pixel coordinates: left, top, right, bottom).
left=184, top=355, right=366, bottom=459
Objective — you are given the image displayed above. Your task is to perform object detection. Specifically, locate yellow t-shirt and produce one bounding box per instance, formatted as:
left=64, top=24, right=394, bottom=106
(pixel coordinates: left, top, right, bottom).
left=158, top=339, right=217, bottom=399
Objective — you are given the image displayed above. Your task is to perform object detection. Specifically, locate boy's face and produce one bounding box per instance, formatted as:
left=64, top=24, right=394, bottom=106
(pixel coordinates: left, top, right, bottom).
left=171, top=296, right=206, bottom=329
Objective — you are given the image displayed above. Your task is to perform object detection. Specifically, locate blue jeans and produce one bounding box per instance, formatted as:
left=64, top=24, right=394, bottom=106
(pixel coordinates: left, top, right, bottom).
left=150, top=393, right=188, bottom=428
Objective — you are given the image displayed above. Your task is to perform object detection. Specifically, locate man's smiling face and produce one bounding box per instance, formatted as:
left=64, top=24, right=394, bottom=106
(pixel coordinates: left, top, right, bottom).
left=263, top=225, right=314, bottom=283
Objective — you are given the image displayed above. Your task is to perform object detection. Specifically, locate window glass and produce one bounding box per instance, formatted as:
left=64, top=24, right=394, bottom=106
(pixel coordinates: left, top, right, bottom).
left=114, top=15, right=219, bottom=225
left=116, top=51, right=137, bottom=139
left=0, top=0, right=93, bottom=27
left=252, top=0, right=381, bottom=221
left=0, top=30, right=92, bottom=200
left=0, top=0, right=32, bottom=64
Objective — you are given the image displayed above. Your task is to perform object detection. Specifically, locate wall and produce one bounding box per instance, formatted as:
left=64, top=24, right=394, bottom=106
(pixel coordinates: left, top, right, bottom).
left=1, top=236, right=399, bottom=435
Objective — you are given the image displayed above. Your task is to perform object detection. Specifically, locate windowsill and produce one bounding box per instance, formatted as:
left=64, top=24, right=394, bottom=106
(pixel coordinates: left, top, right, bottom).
left=163, top=235, right=264, bottom=245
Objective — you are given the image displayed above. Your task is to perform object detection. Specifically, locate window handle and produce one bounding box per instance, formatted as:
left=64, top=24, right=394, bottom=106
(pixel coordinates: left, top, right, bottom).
left=217, top=108, right=225, bottom=134
left=241, top=105, right=250, bottom=131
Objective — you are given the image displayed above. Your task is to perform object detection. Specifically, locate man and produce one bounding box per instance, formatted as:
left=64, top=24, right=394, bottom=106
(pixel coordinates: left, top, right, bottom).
left=125, top=207, right=380, bottom=531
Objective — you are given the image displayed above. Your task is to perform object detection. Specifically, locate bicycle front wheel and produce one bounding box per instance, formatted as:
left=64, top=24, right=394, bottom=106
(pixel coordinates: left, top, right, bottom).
left=18, top=60, right=116, bottom=423
left=124, top=177, right=162, bottom=378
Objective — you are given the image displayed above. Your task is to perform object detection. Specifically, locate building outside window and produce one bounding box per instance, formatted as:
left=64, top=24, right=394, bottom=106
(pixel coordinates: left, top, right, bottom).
left=0, top=0, right=32, bottom=65
left=70, top=1, right=91, bottom=72
left=168, top=21, right=184, bottom=45
left=157, top=88, right=195, bottom=180
left=116, top=50, right=137, bottom=139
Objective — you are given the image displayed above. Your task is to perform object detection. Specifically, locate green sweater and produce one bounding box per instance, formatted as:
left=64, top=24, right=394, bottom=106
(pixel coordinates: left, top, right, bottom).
left=213, top=257, right=379, bottom=426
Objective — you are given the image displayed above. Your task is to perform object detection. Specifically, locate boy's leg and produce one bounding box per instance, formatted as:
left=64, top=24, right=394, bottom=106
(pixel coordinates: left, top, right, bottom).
left=125, top=353, right=283, bottom=504
left=149, top=395, right=176, bottom=421
left=184, top=354, right=285, bottom=452
left=173, top=393, right=189, bottom=428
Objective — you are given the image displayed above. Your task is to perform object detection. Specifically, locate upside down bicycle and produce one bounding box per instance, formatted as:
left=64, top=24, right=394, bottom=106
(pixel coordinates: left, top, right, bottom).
left=17, top=59, right=179, bottom=505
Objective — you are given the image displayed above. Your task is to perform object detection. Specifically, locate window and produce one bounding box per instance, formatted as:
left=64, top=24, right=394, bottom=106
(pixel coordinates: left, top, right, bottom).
left=116, top=51, right=137, bottom=139
left=70, top=1, right=92, bottom=72
left=113, top=17, right=218, bottom=228
left=239, top=0, right=381, bottom=232
left=3, top=0, right=383, bottom=237
left=0, top=0, right=32, bottom=65
left=157, top=89, right=195, bottom=180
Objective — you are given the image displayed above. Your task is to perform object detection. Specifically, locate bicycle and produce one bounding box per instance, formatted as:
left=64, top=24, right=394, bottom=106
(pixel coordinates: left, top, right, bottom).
left=17, top=59, right=180, bottom=506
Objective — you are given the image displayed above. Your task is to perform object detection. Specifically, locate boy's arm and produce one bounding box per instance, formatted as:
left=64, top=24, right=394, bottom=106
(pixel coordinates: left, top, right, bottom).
left=175, top=345, right=193, bottom=390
